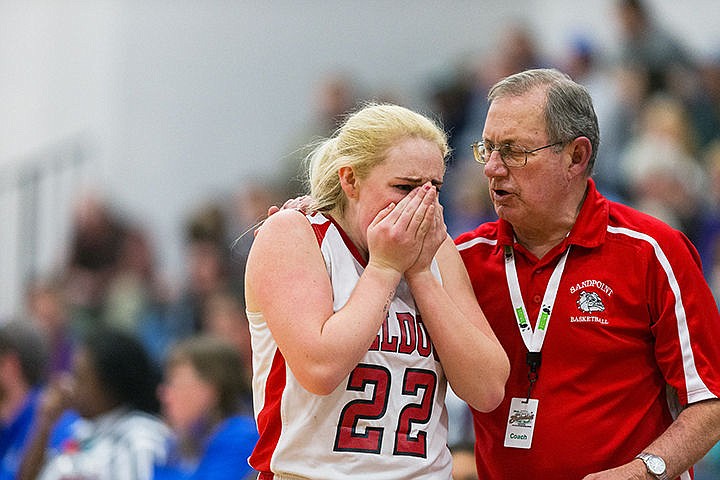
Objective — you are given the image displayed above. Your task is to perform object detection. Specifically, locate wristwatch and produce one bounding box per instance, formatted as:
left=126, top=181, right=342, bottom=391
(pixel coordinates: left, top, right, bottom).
left=635, top=452, right=668, bottom=480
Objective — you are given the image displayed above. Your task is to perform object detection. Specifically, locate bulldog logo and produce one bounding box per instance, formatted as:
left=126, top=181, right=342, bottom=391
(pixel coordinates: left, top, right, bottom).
left=577, top=290, right=605, bottom=313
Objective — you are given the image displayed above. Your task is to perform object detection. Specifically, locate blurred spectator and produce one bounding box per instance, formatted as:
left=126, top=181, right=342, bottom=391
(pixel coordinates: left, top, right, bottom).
left=62, top=192, right=129, bottom=336
left=455, top=19, right=549, bottom=149
left=614, top=0, right=694, bottom=95
left=603, top=0, right=710, bottom=205
left=18, top=328, right=170, bottom=480
left=427, top=60, right=475, bottom=156
left=142, top=202, right=237, bottom=364
left=696, top=140, right=720, bottom=304
left=154, top=335, right=257, bottom=480
left=596, top=64, right=653, bottom=203
left=61, top=191, right=172, bottom=357
left=559, top=34, right=627, bottom=201
left=697, top=52, right=720, bottom=147
left=227, top=179, right=282, bottom=297
left=619, top=94, right=705, bottom=241
left=624, top=92, right=700, bottom=162
left=184, top=201, right=235, bottom=295
left=0, top=321, right=49, bottom=480
left=201, top=291, right=253, bottom=388
left=104, top=226, right=170, bottom=336
left=425, top=59, right=480, bottom=233
left=485, top=20, right=549, bottom=83
left=612, top=0, right=718, bottom=157
left=173, top=206, right=234, bottom=333
left=444, top=159, right=496, bottom=238
left=24, top=276, right=74, bottom=379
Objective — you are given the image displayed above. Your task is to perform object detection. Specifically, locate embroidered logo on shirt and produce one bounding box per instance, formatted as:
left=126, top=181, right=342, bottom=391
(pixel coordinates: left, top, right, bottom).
left=576, top=291, right=605, bottom=313
left=569, top=280, right=612, bottom=325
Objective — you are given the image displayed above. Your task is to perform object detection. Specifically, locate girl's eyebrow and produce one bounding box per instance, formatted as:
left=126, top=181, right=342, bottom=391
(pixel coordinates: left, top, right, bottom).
left=396, top=176, right=444, bottom=187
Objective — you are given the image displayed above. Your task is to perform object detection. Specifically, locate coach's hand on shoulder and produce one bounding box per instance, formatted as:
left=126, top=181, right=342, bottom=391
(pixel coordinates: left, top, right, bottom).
left=255, top=195, right=313, bottom=236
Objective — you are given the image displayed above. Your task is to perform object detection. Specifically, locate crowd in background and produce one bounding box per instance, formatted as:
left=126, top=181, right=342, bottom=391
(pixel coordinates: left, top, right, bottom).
left=3, top=0, right=720, bottom=478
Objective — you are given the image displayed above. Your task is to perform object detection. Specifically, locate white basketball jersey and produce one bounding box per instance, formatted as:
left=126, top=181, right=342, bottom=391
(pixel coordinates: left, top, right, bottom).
left=248, top=211, right=451, bottom=479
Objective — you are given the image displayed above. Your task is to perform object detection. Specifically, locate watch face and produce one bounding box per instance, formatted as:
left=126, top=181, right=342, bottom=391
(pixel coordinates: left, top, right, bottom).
left=646, top=455, right=666, bottom=475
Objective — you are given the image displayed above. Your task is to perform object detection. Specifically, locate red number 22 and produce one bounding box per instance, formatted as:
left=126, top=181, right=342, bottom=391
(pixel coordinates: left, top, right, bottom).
left=333, top=363, right=437, bottom=457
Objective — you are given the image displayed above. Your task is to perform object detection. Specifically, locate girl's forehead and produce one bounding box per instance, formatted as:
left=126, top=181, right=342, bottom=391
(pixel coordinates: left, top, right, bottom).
left=381, top=139, right=445, bottom=173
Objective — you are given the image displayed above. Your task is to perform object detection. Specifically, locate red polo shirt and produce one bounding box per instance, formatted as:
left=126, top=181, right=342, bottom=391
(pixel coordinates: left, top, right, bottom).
left=455, top=179, right=720, bottom=479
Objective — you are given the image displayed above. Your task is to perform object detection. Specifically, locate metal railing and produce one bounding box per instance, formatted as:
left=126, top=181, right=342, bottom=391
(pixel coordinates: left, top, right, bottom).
left=0, top=136, right=90, bottom=319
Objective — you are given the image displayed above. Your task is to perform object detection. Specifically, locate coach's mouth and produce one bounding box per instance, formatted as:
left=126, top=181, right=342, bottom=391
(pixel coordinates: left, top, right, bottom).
left=492, top=188, right=512, bottom=200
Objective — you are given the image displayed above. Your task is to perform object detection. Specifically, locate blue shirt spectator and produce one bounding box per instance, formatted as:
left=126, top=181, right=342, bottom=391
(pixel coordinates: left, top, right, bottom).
left=154, top=415, right=258, bottom=480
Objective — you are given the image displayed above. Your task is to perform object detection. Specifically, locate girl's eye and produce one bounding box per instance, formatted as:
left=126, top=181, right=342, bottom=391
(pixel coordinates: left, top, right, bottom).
left=395, top=185, right=414, bottom=192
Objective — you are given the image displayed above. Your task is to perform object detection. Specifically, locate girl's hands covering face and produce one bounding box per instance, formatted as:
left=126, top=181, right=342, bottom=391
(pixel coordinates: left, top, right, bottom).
left=406, top=185, right=446, bottom=277
left=366, top=183, right=437, bottom=275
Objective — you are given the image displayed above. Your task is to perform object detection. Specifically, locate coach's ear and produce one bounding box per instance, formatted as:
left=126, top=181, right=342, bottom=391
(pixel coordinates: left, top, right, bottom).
left=338, top=166, right=358, bottom=198
left=567, top=136, right=592, bottom=177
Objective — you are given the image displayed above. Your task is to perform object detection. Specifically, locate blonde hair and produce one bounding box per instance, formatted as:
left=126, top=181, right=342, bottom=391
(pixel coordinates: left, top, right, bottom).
left=305, top=103, right=449, bottom=216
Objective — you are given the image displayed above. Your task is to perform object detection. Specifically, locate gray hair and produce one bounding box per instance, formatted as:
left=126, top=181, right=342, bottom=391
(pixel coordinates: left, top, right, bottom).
left=488, top=68, right=600, bottom=173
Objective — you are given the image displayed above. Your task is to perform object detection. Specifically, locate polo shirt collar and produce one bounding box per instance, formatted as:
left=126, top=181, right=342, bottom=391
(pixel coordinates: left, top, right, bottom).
left=567, top=178, right=608, bottom=249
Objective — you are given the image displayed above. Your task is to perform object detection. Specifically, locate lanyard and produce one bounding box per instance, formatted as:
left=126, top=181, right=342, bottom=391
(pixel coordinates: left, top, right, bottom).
left=504, top=244, right=571, bottom=400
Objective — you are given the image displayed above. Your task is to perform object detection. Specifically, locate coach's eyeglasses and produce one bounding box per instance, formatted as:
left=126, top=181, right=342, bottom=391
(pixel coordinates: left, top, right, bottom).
left=471, top=140, right=563, bottom=168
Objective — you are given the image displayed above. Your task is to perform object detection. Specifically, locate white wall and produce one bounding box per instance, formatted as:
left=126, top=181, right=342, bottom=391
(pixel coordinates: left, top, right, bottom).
left=0, top=0, right=718, bottom=317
